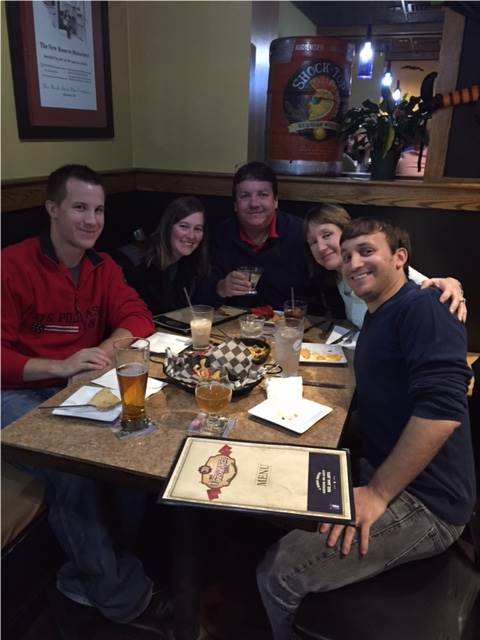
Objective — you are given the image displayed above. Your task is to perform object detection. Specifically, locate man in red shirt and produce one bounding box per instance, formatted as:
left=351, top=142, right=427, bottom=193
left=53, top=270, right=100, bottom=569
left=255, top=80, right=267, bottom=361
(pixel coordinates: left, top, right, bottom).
left=1, top=165, right=171, bottom=635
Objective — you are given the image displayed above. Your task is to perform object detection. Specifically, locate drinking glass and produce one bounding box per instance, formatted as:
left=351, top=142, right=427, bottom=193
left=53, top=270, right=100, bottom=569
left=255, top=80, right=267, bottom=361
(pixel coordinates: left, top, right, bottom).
left=190, top=305, right=214, bottom=350
left=274, top=317, right=304, bottom=377
left=114, top=337, right=150, bottom=430
left=195, top=379, right=232, bottom=432
left=239, top=314, right=265, bottom=339
left=283, top=299, right=308, bottom=320
left=237, top=266, right=263, bottom=295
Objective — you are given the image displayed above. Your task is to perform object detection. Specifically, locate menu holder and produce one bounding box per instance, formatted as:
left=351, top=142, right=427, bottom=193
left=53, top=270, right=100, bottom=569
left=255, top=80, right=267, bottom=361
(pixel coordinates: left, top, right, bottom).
left=162, top=437, right=355, bottom=525
left=154, top=306, right=247, bottom=335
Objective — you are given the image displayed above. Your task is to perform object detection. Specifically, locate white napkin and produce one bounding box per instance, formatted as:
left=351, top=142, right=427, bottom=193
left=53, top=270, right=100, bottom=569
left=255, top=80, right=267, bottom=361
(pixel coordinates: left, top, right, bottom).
left=91, top=369, right=167, bottom=397
left=266, top=376, right=303, bottom=420
left=142, top=331, right=191, bottom=355
left=326, top=325, right=359, bottom=349
left=53, top=385, right=122, bottom=422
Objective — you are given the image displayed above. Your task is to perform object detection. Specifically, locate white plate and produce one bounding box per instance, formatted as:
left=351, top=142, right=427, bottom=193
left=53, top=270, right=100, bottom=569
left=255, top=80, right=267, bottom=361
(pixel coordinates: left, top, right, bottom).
left=53, top=385, right=122, bottom=422
left=248, top=398, right=333, bottom=434
left=300, top=343, right=347, bottom=365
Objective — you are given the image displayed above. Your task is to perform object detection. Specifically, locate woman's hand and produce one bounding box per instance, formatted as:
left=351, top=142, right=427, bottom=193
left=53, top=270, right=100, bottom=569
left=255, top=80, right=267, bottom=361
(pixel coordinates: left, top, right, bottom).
left=421, top=277, right=467, bottom=323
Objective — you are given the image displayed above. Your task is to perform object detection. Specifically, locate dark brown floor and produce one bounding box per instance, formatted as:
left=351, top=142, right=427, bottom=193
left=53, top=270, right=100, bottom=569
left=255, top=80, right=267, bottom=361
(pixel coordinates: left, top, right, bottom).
left=3, top=508, right=276, bottom=640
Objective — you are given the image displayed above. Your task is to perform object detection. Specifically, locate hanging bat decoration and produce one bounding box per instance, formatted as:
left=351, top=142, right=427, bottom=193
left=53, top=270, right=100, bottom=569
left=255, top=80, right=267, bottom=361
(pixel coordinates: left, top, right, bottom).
left=420, top=72, right=480, bottom=115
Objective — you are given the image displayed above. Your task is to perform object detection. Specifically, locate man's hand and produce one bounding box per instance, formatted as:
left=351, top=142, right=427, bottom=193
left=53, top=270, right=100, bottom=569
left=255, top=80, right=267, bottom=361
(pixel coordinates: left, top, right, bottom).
left=318, top=485, right=389, bottom=556
left=421, top=277, right=467, bottom=323
left=57, top=348, right=111, bottom=377
left=216, top=270, right=251, bottom=298
left=23, top=348, right=111, bottom=382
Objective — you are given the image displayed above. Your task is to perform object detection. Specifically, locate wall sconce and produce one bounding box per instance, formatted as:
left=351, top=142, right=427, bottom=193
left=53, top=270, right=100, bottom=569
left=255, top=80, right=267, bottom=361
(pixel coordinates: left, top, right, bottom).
left=382, top=61, right=393, bottom=88
left=357, top=25, right=373, bottom=79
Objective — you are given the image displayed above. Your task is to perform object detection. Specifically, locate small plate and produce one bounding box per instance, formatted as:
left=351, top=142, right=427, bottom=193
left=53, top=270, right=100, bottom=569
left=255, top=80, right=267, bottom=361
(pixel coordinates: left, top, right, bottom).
left=52, top=385, right=122, bottom=422
left=300, top=343, right=347, bottom=365
left=248, top=398, right=332, bottom=434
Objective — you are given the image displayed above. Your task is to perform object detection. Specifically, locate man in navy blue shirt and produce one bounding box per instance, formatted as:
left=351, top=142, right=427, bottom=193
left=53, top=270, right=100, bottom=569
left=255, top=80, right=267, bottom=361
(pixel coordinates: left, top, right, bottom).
left=196, top=161, right=314, bottom=310
left=257, top=218, right=475, bottom=640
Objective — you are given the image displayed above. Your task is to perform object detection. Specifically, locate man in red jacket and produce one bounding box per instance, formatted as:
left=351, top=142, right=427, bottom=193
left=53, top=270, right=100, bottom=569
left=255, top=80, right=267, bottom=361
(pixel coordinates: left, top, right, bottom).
left=1, top=165, right=171, bottom=636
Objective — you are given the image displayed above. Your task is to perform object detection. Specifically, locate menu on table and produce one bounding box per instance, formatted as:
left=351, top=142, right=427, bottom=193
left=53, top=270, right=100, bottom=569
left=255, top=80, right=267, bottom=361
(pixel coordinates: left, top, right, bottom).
left=162, top=437, right=354, bottom=524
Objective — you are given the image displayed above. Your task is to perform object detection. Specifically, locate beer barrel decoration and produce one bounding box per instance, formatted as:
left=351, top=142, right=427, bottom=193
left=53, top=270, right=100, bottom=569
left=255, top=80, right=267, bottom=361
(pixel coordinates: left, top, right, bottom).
left=266, top=37, right=354, bottom=176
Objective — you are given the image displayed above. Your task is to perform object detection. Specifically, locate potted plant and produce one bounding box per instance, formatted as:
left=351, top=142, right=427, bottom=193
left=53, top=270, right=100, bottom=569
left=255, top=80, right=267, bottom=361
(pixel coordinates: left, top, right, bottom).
left=341, top=87, right=428, bottom=179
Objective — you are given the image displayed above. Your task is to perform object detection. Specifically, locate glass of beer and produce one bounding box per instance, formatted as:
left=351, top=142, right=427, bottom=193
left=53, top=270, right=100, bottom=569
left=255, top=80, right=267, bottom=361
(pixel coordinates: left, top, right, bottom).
left=190, top=305, right=214, bottom=350
left=195, top=379, right=232, bottom=432
left=114, top=337, right=150, bottom=430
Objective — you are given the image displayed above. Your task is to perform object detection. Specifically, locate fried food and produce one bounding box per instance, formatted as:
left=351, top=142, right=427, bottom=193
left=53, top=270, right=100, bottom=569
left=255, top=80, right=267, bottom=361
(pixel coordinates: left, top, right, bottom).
left=247, top=344, right=269, bottom=362
left=301, top=348, right=343, bottom=362
left=89, top=388, right=120, bottom=409
left=192, top=358, right=221, bottom=380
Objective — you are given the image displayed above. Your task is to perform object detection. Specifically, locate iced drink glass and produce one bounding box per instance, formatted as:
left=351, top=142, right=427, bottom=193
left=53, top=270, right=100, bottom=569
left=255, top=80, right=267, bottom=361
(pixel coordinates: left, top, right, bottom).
left=190, top=305, right=214, bottom=350
left=274, top=317, right=304, bottom=377
left=283, top=299, right=308, bottom=320
left=114, top=337, right=150, bottom=429
left=239, top=314, right=265, bottom=339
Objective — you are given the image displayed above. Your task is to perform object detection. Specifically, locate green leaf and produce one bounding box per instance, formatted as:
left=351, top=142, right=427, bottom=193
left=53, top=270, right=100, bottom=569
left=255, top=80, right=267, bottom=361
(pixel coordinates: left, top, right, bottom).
left=383, top=125, right=395, bottom=157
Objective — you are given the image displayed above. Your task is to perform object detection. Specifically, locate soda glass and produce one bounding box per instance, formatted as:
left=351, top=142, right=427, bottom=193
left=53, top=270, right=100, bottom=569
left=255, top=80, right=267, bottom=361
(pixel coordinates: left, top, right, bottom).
left=283, top=299, right=308, bottom=320
left=190, top=305, right=214, bottom=350
left=274, top=317, right=304, bottom=377
left=195, top=379, right=232, bottom=432
left=114, top=337, right=150, bottom=430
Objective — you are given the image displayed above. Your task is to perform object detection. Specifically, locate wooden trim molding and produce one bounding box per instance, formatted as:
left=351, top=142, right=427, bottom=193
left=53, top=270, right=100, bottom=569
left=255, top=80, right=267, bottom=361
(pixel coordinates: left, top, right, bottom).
left=424, top=8, right=466, bottom=182
left=2, top=168, right=480, bottom=213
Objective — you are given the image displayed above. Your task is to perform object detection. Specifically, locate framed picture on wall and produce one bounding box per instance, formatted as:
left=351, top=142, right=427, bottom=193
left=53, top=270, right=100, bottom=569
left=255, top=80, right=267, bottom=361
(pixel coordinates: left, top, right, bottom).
left=6, top=0, right=114, bottom=139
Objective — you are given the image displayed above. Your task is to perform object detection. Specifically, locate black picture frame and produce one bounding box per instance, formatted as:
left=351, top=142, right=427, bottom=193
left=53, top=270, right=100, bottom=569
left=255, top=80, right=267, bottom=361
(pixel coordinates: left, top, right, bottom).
left=6, top=0, right=114, bottom=140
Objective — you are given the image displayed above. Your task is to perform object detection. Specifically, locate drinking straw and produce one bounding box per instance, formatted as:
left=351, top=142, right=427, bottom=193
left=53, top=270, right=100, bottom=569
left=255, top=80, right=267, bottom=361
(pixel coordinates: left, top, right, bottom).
left=184, top=287, right=194, bottom=314
left=290, top=287, right=295, bottom=310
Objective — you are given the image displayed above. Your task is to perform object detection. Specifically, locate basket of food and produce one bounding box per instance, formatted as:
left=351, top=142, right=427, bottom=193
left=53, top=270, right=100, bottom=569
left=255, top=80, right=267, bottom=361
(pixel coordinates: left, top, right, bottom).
left=163, top=339, right=267, bottom=396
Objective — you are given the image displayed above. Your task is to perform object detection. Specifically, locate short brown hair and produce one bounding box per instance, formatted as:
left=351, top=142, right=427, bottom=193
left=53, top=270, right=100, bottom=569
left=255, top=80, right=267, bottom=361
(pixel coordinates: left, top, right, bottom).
left=340, top=217, right=411, bottom=273
left=232, top=162, right=278, bottom=199
left=47, top=165, right=104, bottom=204
left=304, top=204, right=352, bottom=276
left=305, top=203, right=351, bottom=231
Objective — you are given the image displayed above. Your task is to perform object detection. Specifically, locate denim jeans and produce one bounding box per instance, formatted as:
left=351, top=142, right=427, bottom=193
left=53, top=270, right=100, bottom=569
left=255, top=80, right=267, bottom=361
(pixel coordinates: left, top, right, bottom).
left=1, top=388, right=153, bottom=622
left=257, top=460, right=464, bottom=640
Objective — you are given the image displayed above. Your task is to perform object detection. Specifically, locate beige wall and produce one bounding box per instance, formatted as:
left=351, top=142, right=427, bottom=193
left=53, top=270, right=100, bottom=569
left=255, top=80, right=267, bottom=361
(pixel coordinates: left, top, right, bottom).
left=1, top=1, right=133, bottom=180
left=128, top=1, right=251, bottom=173
left=278, top=1, right=315, bottom=38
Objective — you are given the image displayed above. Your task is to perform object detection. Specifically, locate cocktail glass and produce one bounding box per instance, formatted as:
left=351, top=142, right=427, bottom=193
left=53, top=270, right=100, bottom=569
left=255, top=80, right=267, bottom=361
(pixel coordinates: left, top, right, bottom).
left=237, top=266, right=263, bottom=295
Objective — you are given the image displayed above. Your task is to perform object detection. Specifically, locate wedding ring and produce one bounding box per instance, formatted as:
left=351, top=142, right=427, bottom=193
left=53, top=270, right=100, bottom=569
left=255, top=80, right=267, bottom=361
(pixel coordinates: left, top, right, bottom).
left=460, top=298, right=467, bottom=304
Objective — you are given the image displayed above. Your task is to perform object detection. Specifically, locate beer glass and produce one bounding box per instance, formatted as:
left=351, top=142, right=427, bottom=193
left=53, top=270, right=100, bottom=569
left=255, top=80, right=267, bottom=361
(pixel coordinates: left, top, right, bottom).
left=190, top=305, right=214, bottom=350
left=114, top=337, right=150, bottom=429
left=195, top=379, right=232, bottom=432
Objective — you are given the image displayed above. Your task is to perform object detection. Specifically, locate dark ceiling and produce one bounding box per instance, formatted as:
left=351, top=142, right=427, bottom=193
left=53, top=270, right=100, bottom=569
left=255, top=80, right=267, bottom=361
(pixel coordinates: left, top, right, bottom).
left=292, top=1, right=445, bottom=59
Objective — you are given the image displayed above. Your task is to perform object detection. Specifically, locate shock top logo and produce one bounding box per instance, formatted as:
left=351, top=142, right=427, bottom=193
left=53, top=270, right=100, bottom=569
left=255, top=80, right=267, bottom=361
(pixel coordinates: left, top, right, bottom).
left=283, top=59, right=349, bottom=142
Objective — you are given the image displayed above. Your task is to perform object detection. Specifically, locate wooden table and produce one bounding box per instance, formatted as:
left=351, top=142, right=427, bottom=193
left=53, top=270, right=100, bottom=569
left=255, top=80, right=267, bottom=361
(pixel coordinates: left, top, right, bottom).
left=1, top=317, right=356, bottom=640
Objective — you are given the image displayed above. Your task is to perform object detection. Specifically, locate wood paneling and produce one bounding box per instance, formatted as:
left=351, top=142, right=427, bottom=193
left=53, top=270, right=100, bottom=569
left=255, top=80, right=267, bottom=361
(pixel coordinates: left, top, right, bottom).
left=424, top=8, right=466, bottom=181
left=2, top=168, right=479, bottom=213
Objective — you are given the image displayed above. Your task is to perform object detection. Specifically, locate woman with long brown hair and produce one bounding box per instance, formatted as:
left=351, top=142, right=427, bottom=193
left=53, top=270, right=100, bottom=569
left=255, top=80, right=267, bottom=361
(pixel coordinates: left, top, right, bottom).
left=116, top=196, right=209, bottom=314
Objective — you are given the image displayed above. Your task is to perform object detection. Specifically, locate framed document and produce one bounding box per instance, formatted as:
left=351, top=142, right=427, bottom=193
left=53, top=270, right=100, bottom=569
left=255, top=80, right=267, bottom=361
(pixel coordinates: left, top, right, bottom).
left=6, top=0, right=113, bottom=139
left=162, top=437, right=355, bottom=524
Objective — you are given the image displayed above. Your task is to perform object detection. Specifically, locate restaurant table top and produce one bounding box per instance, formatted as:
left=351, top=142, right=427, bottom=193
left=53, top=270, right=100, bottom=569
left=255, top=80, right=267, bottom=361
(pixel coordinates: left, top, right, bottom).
left=1, top=317, right=356, bottom=492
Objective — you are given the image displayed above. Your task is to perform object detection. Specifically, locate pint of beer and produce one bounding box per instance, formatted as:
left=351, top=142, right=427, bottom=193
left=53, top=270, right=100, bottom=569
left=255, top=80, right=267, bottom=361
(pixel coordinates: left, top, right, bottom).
left=114, top=337, right=150, bottom=428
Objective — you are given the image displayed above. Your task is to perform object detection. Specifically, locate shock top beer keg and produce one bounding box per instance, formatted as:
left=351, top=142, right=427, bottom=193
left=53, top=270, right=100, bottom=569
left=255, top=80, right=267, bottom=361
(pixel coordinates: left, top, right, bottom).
left=266, top=37, right=354, bottom=176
